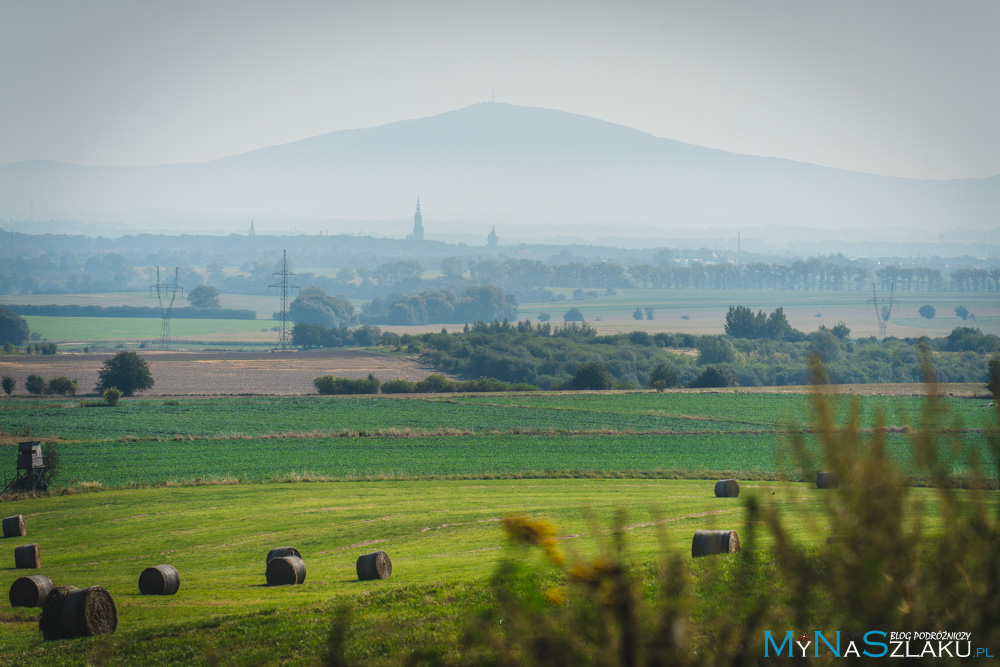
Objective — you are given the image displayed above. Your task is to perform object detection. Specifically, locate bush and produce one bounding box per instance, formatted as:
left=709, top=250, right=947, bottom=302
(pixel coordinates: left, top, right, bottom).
left=415, top=374, right=455, bottom=393
left=569, top=361, right=614, bottom=390
left=648, top=362, right=678, bottom=390
left=0, top=307, right=30, bottom=346
left=381, top=379, right=417, bottom=394
left=689, top=365, right=738, bottom=388
left=25, top=374, right=45, bottom=395
left=314, top=374, right=381, bottom=395
left=1, top=375, right=14, bottom=395
left=43, top=376, right=77, bottom=395
left=97, top=351, right=155, bottom=396
left=103, top=386, right=122, bottom=406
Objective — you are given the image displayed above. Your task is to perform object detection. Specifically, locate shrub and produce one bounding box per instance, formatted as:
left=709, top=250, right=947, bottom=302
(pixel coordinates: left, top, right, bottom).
left=648, top=363, right=678, bottom=391
left=689, top=365, right=737, bottom=388
left=103, top=387, right=122, bottom=406
left=314, top=375, right=381, bottom=395
left=569, top=361, right=614, bottom=390
left=97, top=351, right=155, bottom=396
left=25, top=374, right=45, bottom=395
left=0, top=307, right=30, bottom=346
left=381, top=379, right=417, bottom=394
left=1, top=375, right=14, bottom=395
left=43, top=376, right=77, bottom=395
left=415, top=374, right=455, bottom=393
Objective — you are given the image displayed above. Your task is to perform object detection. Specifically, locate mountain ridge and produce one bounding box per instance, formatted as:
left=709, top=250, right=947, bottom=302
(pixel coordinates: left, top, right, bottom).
left=1, top=102, right=996, bottom=232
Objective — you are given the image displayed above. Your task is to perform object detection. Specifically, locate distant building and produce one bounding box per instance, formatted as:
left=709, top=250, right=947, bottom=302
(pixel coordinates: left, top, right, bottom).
left=249, top=220, right=256, bottom=237
left=409, top=199, right=424, bottom=241
left=487, top=225, right=498, bottom=247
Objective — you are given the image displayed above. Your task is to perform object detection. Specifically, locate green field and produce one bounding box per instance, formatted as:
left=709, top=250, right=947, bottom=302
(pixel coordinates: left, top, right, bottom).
left=21, top=316, right=271, bottom=343
left=1, top=392, right=995, bottom=487
left=0, top=477, right=991, bottom=665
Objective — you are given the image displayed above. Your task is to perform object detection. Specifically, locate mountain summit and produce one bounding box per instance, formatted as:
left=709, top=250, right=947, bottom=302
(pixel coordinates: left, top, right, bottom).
left=1, top=102, right=996, bottom=231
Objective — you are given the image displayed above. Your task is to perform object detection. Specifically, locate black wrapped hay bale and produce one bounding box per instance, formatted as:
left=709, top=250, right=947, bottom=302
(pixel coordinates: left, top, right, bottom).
left=39, top=585, right=117, bottom=640
left=14, top=543, right=40, bottom=568
left=816, top=472, right=839, bottom=489
left=2, top=515, right=26, bottom=538
left=139, top=564, right=180, bottom=595
left=40, top=585, right=78, bottom=640
left=266, top=546, right=301, bottom=564
left=357, top=550, right=392, bottom=580
left=691, top=530, right=741, bottom=558
left=9, top=575, right=54, bottom=607
left=714, top=479, right=740, bottom=498
left=266, top=555, right=306, bottom=586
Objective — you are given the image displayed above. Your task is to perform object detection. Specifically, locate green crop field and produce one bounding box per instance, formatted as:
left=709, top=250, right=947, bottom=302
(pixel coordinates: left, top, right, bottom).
left=0, top=478, right=992, bottom=665
left=1, top=392, right=994, bottom=487
left=21, top=316, right=270, bottom=343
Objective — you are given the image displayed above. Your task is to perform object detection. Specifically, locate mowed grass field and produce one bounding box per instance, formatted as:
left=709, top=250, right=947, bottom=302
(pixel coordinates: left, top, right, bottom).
left=1, top=391, right=995, bottom=486
left=1, top=478, right=992, bottom=665
left=0, top=390, right=997, bottom=664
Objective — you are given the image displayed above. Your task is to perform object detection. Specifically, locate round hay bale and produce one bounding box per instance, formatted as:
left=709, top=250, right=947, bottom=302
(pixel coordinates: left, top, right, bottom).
left=14, top=543, right=40, bottom=569
left=714, top=479, right=740, bottom=498
left=266, top=546, right=301, bottom=564
left=2, top=515, right=26, bottom=538
left=39, top=585, right=78, bottom=640
left=356, top=550, right=392, bottom=580
left=691, top=530, right=740, bottom=558
left=138, top=564, right=180, bottom=595
left=9, top=575, right=54, bottom=608
left=266, top=555, right=306, bottom=586
left=60, top=586, right=118, bottom=638
left=816, top=472, right=839, bottom=489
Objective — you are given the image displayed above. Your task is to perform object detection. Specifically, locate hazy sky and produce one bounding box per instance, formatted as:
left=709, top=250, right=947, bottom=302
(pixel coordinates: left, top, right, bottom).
left=2, top=0, right=998, bottom=180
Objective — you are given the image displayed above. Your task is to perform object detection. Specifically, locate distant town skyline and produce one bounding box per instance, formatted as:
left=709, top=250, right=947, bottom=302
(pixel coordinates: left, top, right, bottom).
left=1, top=1, right=998, bottom=180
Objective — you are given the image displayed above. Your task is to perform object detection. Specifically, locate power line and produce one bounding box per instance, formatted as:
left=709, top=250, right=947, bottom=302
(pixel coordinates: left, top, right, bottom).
left=268, top=250, right=299, bottom=352
left=869, top=282, right=897, bottom=342
left=150, top=266, right=183, bottom=350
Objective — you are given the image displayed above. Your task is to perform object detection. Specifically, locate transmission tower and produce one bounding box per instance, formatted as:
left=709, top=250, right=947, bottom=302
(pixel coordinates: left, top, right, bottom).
left=268, top=250, right=299, bottom=352
left=869, top=282, right=897, bottom=342
left=150, top=267, right=183, bottom=350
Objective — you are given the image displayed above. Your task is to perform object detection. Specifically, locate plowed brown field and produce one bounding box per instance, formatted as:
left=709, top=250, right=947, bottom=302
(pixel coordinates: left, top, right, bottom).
left=0, top=350, right=441, bottom=396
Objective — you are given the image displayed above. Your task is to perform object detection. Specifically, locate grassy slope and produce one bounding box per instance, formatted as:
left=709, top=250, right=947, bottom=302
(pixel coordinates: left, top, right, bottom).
left=0, top=478, right=982, bottom=665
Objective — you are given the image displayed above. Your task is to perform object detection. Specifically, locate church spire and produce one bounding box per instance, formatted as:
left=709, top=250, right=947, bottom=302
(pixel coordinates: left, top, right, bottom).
left=410, top=198, right=424, bottom=241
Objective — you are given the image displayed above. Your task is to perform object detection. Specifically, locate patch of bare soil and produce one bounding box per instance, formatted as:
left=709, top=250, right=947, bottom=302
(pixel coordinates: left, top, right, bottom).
left=0, top=349, right=441, bottom=396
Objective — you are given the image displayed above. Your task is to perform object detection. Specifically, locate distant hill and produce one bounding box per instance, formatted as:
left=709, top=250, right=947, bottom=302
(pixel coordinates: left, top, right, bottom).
left=1, top=102, right=997, bottom=231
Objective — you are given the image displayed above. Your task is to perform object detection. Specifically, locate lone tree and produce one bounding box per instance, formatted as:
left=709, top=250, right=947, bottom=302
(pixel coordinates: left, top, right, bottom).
left=0, top=307, right=30, bottom=346
left=188, top=284, right=222, bottom=309
left=648, top=363, right=678, bottom=391
left=563, top=307, right=585, bottom=322
left=955, top=305, right=970, bottom=321
left=919, top=304, right=936, bottom=320
left=97, top=351, right=155, bottom=396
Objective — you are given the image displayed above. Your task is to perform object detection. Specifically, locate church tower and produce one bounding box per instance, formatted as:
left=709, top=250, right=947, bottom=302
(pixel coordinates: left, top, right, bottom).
left=487, top=225, right=498, bottom=247
left=411, top=198, right=424, bottom=241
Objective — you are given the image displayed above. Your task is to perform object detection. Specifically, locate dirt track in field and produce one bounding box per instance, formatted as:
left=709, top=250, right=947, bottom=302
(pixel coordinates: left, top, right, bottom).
left=0, top=350, right=442, bottom=396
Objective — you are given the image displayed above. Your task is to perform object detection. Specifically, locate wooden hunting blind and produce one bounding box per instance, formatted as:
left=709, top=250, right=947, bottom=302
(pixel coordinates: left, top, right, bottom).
left=17, top=442, right=43, bottom=470
left=3, top=441, right=47, bottom=493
